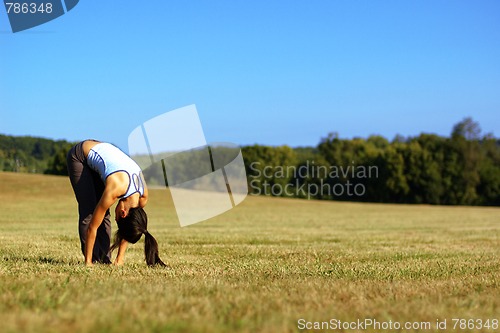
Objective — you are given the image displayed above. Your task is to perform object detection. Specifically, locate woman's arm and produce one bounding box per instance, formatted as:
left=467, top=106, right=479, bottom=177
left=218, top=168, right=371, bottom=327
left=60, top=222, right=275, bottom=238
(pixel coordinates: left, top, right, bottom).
left=139, top=172, right=148, bottom=208
left=85, top=189, right=117, bottom=266
left=113, top=239, right=128, bottom=266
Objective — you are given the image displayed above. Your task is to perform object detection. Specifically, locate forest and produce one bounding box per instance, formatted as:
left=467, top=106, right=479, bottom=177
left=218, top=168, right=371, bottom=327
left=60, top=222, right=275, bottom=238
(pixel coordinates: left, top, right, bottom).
left=243, top=118, right=500, bottom=205
left=1, top=117, right=499, bottom=206
left=0, top=134, right=73, bottom=175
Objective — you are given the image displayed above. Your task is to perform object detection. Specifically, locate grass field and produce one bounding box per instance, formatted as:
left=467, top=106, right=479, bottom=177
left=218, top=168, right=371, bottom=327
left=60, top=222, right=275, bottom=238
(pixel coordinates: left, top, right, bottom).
left=0, top=172, right=498, bottom=333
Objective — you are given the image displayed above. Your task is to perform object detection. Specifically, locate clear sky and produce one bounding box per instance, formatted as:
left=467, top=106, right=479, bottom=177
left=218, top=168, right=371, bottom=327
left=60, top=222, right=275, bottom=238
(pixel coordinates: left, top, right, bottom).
left=1, top=1, right=499, bottom=151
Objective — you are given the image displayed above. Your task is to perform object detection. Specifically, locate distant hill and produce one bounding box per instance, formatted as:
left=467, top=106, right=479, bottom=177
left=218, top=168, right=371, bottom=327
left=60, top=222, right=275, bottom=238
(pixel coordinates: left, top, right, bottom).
left=2, top=117, right=499, bottom=206
left=0, top=134, right=74, bottom=174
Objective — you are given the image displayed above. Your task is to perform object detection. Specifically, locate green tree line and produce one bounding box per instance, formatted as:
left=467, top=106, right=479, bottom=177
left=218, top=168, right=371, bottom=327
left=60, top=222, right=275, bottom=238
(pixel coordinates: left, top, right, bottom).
left=0, top=134, right=73, bottom=175
left=1, top=118, right=499, bottom=205
left=242, top=118, right=500, bottom=206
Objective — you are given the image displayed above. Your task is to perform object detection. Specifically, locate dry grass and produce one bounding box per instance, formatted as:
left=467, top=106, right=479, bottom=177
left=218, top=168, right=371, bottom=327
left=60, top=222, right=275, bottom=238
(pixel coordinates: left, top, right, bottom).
left=0, top=172, right=498, bottom=332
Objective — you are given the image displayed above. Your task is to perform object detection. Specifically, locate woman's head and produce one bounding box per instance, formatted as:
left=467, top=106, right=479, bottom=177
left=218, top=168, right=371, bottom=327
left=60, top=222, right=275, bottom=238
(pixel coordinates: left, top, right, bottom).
left=110, top=207, right=166, bottom=266
left=114, top=194, right=140, bottom=221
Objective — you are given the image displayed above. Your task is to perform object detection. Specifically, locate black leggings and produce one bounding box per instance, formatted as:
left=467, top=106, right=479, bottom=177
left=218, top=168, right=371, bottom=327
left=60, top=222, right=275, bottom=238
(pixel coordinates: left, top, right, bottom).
left=67, top=141, right=112, bottom=264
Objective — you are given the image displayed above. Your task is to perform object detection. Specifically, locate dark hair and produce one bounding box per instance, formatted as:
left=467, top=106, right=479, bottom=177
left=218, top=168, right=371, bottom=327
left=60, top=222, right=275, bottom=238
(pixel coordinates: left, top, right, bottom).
left=110, top=207, right=166, bottom=266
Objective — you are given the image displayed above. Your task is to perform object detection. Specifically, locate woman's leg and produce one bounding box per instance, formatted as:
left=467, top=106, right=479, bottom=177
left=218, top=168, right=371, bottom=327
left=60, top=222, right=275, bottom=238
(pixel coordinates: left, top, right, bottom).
left=91, top=170, right=112, bottom=263
left=67, top=142, right=111, bottom=263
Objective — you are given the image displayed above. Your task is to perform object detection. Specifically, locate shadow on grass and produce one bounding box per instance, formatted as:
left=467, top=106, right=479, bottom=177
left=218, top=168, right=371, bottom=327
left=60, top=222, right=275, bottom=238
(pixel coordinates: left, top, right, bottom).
left=2, top=255, right=78, bottom=265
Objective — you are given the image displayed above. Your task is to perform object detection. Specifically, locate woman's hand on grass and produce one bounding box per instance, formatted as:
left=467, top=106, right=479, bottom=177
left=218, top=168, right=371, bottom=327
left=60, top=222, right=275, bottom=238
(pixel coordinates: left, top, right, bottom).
left=113, top=258, right=124, bottom=266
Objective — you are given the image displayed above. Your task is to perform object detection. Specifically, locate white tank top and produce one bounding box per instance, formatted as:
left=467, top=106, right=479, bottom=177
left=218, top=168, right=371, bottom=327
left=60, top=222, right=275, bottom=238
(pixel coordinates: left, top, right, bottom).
left=86, top=143, right=144, bottom=198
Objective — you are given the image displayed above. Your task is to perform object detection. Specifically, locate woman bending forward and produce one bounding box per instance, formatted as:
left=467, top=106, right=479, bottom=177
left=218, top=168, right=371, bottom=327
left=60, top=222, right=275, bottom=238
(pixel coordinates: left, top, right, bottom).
left=67, top=140, right=165, bottom=266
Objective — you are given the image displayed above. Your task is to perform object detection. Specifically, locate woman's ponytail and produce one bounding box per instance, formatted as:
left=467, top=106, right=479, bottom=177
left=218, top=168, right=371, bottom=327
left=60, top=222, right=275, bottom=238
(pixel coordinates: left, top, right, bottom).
left=143, top=231, right=167, bottom=267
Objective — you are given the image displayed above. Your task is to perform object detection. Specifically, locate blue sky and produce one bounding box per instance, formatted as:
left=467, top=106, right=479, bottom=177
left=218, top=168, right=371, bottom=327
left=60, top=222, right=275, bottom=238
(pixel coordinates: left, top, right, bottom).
left=1, top=1, right=499, bottom=151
